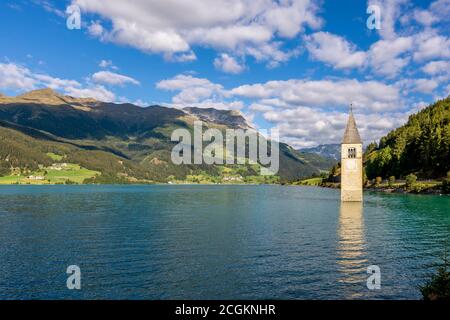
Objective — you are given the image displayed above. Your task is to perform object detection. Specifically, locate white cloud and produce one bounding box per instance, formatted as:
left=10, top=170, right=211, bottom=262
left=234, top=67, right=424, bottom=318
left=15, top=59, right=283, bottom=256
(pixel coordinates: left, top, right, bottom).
left=174, top=100, right=244, bottom=110
left=214, top=53, right=245, bottom=74
left=368, top=37, right=413, bottom=77
left=303, top=32, right=416, bottom=77
left=230, top=78, right=401, bottom=112
left=0, top=62, right=116, bottom=102
left=156, top=74, right=246, bottom=110
left=412, top=79, right=439, bottom=94
left=91, top=71, right=140, bottom=86
left=132, top=99, right=151, bottom=107
left=395, top=77, right=441, bottom=95
left=64, top=85, right=116, bottom=102
left=406, top=0, right=450, bottom=26
left=98, top=59, right=117, bottom=69
left=0, top=63, right=38, bottom=91
left=156, top=74, right=224, bottom=104
left=88, top=21, right=104, bottom=37
left=305, top=32, right=366, bottom=69
left=429, top=0, right=450, bottom=22
left=262, top=106, right=409, bottom=148
left=154, top=74, right=432, bottom=147
left=0, top=63, right=81, bottom=93
left=165, top=51, right=197, bottom=62
left=33, top=74, right=81, bottom=90
left=73, top=0, right=322, bottom=66
left=367, top=0, right=409, bottom=40
left=412, top=9, right=438, bottom=26
left=249, top=103, right=274, bottom=112
left=422, top=60, right=450, bottom=75
left=413, top=31, right=450, bottom=61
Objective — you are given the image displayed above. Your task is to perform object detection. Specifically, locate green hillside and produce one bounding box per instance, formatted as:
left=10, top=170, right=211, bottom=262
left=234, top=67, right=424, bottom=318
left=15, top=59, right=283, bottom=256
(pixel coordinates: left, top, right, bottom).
left=365, top=97, right=450, bottom=180
left=0, top=89, right=332, bottom=184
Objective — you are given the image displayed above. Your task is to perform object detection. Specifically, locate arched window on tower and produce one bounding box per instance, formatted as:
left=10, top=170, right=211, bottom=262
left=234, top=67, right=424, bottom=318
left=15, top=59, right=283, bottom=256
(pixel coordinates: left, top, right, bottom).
left=348, top=148, right=356, bottom=158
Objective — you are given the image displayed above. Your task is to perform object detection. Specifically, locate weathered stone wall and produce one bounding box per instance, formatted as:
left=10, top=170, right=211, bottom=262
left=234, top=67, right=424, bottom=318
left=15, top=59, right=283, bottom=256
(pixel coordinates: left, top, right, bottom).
left=341, top=143, right=363, bottom=202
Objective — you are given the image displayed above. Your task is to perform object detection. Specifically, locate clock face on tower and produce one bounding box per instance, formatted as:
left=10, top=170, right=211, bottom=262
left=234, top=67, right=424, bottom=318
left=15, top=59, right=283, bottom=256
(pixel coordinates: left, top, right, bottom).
left=345, top=159, right=357, bottom=171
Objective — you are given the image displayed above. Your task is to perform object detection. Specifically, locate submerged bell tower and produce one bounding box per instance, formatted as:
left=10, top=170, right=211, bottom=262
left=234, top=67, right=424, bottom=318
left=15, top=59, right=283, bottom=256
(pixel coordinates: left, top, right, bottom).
left=341, top=106, right=363, bottom=202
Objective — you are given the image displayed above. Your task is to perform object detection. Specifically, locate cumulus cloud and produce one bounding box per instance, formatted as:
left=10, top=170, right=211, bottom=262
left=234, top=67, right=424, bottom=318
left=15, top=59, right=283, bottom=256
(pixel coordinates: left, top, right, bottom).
left=64, top=85, right=116, bottom=102
left=412, top=78, right=439, bottom=93
left=0, top=62, right=116, bottom=102
left=404, top=0, right=450, bottom=26
left=0, top=63, right=38, bottom=91
left=230, top=78, right=400, bottom=112
left=412, top=9, right=438, bottom=26
left=413, top=32, right=450, bottom=61
left=305, top=32, right=366, bottom=69
left=249, top=103, right=274, bottom=112
left=156, top=74, right=224, bottom=104
left=429, top=0, right=450, bottom=22
left=262, top=106, right=410, bottom=148
left=0, top=63, right=82, bottom=93
left=227, top=77, right=417, bottom=146
left=367, top=0, right=409, bottom=40
left=176, top=100, right=244, bottom=110
left=362, top=0, right=450, bottom=79
left=156, top=74, right=247, bottom=110
left=165, top=51, right=197, bottom=62
left=422, top=60, right=450, bottom=75
left=396, top=78, right=440, bottom=94
left=368, top=37, right=413, bottom=77
left=154, top=73, right=414, bottom=146
left=73, top=0, right=322, bottom=66
left=91, top=71, right=140, bottom=86
left=214, top=53, right=245, bottom=74
left=33, top=74, right=81, bottom=91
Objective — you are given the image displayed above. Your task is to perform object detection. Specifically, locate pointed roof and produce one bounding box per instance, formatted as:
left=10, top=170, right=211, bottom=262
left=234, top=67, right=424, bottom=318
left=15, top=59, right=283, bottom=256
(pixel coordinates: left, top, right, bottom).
left=342, top=109, right=362, bottom=144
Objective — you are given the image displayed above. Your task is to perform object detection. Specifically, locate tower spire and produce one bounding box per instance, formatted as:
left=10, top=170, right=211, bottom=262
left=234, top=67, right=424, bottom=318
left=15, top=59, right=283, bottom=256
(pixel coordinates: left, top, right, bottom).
left=341, top=102, right=363, bottom=202
left=342, top=104, right=362, bottom=144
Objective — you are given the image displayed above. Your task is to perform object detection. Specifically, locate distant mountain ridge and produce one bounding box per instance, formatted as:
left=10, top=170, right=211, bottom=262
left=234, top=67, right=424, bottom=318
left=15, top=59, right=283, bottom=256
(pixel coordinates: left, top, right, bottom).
left=0, top=88, right=334, bottom=183
left=0, top=88, right=98, bottom=108
left=183, top=107, right=251, bottom=129
left=299, top=144, right=341, bottom=160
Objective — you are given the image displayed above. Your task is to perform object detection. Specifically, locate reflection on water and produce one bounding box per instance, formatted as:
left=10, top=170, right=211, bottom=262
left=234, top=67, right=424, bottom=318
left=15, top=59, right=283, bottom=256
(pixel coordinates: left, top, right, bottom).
left=1, top=185, right=449, bottom=299
left=337, top=202, right=368, bottom=297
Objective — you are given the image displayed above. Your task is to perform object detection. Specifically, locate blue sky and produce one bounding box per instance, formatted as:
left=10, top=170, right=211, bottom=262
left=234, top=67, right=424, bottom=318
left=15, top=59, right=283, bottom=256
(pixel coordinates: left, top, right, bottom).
left=0, top=0, right=449, bottom=147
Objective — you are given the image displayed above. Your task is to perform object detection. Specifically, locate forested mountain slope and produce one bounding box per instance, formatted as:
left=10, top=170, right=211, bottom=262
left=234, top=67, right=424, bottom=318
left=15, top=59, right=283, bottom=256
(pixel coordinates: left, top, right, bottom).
left=365, top=97, right=450, bottom=179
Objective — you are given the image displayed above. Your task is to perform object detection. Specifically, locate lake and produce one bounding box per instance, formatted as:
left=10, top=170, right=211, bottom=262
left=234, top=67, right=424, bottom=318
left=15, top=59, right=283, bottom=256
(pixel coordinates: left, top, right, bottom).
left=0, top=185, right=449, bottom=300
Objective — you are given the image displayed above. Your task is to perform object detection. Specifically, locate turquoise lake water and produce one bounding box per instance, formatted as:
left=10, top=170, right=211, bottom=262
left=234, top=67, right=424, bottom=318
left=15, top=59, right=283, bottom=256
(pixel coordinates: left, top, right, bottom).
left=0, top=185, right=449, bottom=299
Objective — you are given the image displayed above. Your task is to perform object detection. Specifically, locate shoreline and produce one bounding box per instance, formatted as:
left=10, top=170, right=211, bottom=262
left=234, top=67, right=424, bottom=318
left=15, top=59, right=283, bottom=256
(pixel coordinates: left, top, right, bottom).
left=1, top=183, right=447, bottom=194
left=1, top=180, right=448, bottom=196
left=0, top=182, right=276, bottom=186
left=318, top=182, right=447, bottom=196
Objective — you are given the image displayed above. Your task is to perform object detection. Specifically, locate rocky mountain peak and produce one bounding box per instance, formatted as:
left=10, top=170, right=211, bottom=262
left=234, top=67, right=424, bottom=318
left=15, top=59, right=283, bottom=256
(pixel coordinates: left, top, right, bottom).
left=183, top=107, right=251, bottom=129
left=18, top=88, right=60, bottom=99
left=0, top=88, right=98, bottom=108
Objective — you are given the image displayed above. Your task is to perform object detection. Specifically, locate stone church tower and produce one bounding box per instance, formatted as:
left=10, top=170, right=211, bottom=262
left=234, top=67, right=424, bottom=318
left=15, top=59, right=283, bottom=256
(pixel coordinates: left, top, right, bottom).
left=341, top=108, right=363, bottom=202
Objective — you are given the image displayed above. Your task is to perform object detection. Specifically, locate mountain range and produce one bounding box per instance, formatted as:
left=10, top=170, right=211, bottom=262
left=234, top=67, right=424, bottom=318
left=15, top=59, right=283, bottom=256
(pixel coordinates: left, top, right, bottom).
left=365, top=96, right=450, bottom=179
left=0, top=89, right=335, bottom=184
left=299, top=144, right=341, bottom=161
